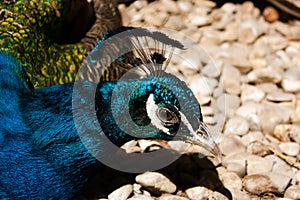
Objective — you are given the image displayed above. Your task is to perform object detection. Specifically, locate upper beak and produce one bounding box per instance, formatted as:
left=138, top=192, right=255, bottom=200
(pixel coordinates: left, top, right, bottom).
left=184, top=121, right=221, bottom=159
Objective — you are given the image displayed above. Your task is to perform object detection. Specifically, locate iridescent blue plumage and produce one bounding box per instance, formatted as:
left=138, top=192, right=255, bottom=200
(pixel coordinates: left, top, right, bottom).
left=0, top=28, right=220, bottom=199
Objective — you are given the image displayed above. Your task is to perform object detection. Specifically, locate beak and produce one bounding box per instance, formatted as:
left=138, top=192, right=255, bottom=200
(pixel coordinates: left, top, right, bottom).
left=183, top=121, right=221, bottom=159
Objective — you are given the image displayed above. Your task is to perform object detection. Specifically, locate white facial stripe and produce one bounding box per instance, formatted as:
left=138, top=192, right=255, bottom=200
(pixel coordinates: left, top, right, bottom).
left=146, top=94, right=170, bottom=133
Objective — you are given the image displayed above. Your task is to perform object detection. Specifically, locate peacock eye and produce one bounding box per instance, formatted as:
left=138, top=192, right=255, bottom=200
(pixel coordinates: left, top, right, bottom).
left=156, top=107, right=179, bottom=125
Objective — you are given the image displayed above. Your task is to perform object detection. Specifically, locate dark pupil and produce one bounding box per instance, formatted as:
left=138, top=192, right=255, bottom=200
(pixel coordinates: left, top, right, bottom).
left=158, top=108, right=174, bottom=122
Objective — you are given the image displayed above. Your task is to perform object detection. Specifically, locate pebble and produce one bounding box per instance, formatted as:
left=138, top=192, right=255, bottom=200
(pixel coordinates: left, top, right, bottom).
left=185, top=186, right=212, bottom=200
left=144, top=12, right=168, bottom=27
left=219, top=136, right=246, bottom=156
left=247, top=66, right=283, bottom=84
left=243, top=174, right=272, bottom=195
left=256, top=83, right=278, bottom=93
left=217, top=93, right=240, bottom=117
left=226, top=162, right=246, bottom=177
left=292, top=106, right=300, bottom=124
left=165, top=15, right=185, bottom=30
left=241, top=131, right=265, bottom=146
left=241, top=84, right=265, bottom=102
left=158, top=194, right=189, bottom=200
left=177, top=1, right=193, bottom=13
left=128, top=195, right=154, bottom=200
left=259, top=104, right=293, bottom=134
left=279, top=142, right=300, bottom=157
left=243, top=173, right=291, bottom=194
left=186, top=13, right=212, bottom=27
left=284, top=185, right=300, bottom=199
left=108, top=184, right=133, bottom=200
left=135, top=172, right=176, bottom=194
left=224, top=116, right=249, bottom=136
left=231, top=188, right=251, bottom=200
left=264, top=155, right=295, bottom=178
left=238, top=20, right=265, bottom=44
left=221, top=64, right=241, bottom=94
left=263, top=6, right=279, bottom=22
left=273, top=124, right=292, bottom=142
left=266, top=91, right=295, bottom=102
left=220, top=172, right=243, bottom=191
left=246, top=155, right=273, bottom=175
left=282, top=67, right=300, bottom=92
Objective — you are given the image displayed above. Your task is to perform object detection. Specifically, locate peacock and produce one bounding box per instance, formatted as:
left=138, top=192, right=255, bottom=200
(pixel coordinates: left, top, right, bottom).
left=0, top=28, right=220, bottom=199
left=0, top=0, right=134, bottom=87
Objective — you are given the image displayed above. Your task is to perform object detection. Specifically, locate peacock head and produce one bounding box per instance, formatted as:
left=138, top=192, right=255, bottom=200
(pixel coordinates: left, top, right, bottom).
left=109, top=71, right=220, bottom=158
left=74, top=28, right=221, bottom=171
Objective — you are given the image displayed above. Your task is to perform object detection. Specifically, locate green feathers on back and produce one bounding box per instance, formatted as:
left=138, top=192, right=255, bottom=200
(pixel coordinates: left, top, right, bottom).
left=0, top=0, right=87, bottom=87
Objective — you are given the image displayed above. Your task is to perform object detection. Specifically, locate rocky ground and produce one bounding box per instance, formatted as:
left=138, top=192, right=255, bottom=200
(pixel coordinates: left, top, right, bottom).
left=79, top=1, right=300, bottom=199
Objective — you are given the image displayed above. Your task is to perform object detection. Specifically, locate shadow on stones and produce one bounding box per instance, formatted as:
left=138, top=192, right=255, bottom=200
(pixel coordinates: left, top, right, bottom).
left=76, top=154, right=232, bottom=200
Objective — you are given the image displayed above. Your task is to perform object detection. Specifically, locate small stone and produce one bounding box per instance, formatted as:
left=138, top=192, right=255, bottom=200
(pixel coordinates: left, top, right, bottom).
left=158, top=194, right=189, bottom=200
left=222, top=152, right=250, bottom=171
left=247, top=141, right=270, bottom=157
left=284, top=185, right=300, bottom=199
left=179, top=50, right=203, bottom=76
left=227, top=57, right=252, bottom=74
left=273, top=124, right=292, bottom=142
left=219, top=136, right=246, bottom=156
left=108, top=184, right=133, bottom=200
left=159, top=0, right=179, bottom=14
left=178, top=1, right=193, bottom=13
left=264, top=34, right=288, bottom=51
left=144, top=12, right=168, bottom=27
left=121, top=140, right=140, bottom=153
left=259, top=104, right=293, bottom=134
left=292, top=106, right=300, bottom=124
left=221, top=64, right=241, bottom=95
left=243, top=174, right=272, bottom=195
left=224, top=116, right=249, bottom=136
left=220, top=172, right=243, bottom=191
left=217, top=94, right=240, bottom=117
left=279, top=142, right=300, bottom=157
left=241, top=84, right=265, bottom=102
left=241, top=131, right=265, bottom=146
left=135, top=172, right=176, bottom=194
left=185, top=186, right=212, bottom=200
left=266, top=91, right=295, bottom=102
left=263, top=6, right=279, bottom=22
left=246, top=155, right=273, bottom=175
left=128, top=194, right=154, bottom=200
left=231, top=189, right=251, bottom=200
left=186, top=13, right=211, bottom=27
left=165, top=15, right=185, bottom=31
left=264, top=155, right=295, bottom=179
left=226, top=162, right=246, bottom=178
left=236, top=101, right=262, bottom=131
left=243, top=173, right=290, bottom=195
left=138, top=140, right=162, bottom=151
left=238, top=20, right=265, bottom=44
left=288, top=125, right=300, bottom=144
left=282, top=67, right=300, bottom=92
left=210, top=191, right=229, bottom=199
left=168, top=141, right=203, bottom=154
left=257, top=83, right=278, bottom=93
left=267, top=172, right=292, bottom=193
left=202, top=60, right=222, bottom=78
left=247, top=66, right=283, bottom=84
